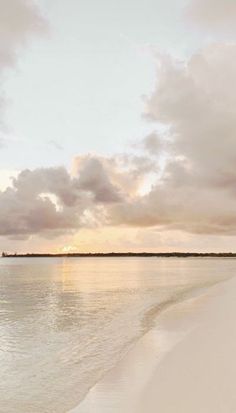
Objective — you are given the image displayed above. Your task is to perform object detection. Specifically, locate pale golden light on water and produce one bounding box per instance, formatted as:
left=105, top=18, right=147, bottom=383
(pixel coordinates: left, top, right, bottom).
left=0, top=257, right=234, bottom=412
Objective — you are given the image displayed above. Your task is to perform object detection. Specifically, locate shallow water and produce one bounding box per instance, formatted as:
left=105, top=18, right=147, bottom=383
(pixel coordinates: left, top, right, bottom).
left=0, top=257, right=234, bottom=412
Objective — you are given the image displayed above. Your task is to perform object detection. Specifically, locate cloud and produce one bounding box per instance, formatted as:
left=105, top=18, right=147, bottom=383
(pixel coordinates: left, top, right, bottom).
left=73, top=154, right=156, bottom=199
left=108, top=44, right=236, bottom=235
left=0, top=167, right=81, bottom=237
left=4, top=38, right=236, bottom=242
left=146, top=44, right=236, bottom=186
left=0, top=0, right=46, bottom=134
left=136, top=131, right=163, bottom=156
left=0, top=151, right=158, bottom=238
left=48, top=140, right=64, bottom=151
left=2, top=13, right=236, bottom=240
left=187, top=0, right=236, bottom=33
left=0, top=154, right=139, bottom=238
left=0, top=0, right=46, bottom=68
left=73, top=156, right=123, bottom=203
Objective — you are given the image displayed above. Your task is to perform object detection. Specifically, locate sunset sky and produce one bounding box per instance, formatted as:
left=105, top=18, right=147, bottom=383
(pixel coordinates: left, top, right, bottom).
left=1, top=0, right=236, bottom=253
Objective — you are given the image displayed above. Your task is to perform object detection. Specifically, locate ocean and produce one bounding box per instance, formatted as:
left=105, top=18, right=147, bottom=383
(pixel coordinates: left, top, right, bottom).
left=0, top=257, right=234, bottom=412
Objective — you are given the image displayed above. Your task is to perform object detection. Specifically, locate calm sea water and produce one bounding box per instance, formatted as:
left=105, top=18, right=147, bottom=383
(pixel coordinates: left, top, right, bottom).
left=0, top=257, right=234, bottom=413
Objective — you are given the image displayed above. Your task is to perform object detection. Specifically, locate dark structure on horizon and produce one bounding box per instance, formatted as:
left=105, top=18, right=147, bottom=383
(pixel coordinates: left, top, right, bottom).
left=2, top=252, right=236, bottom=258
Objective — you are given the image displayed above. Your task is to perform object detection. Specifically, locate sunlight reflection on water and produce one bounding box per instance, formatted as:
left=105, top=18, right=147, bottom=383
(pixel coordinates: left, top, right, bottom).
left=0, top=257, right=234, bottom=412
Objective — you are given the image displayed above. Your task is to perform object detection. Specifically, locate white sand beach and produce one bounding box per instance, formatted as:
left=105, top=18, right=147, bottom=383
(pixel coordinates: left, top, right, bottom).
left=70, top=275, right=236, bottom=413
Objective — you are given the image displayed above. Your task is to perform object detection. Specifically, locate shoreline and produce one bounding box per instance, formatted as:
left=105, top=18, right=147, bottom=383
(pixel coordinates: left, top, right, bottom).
left=68, top=276, right=236, bottom=413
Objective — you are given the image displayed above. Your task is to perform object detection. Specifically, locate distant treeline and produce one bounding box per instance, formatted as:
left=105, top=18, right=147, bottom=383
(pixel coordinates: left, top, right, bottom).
left=2, top=252, right=236, bottom=258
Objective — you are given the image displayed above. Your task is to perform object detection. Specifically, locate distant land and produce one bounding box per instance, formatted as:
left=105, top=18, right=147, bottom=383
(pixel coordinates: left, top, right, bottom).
left=2, top=252, right=236, bottom=258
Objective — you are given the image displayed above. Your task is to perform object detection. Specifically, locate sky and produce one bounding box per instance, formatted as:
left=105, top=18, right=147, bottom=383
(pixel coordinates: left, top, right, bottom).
left=1, top=0, right=236, bottom=253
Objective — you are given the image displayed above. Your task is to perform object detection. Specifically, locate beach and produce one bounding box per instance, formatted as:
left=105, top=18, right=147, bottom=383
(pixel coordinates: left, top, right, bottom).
left=2, top=0, right=236, bottom=411
left=0, top=257, right=234, bottom=412
left=70, top=274, right=236, bottom=413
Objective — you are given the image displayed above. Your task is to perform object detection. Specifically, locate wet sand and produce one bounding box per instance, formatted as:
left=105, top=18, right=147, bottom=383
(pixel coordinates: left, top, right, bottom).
left=69, top=276, right=236, bottom=413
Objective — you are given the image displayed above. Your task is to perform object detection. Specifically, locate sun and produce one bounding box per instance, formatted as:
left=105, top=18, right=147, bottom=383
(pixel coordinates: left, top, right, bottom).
left=62, top=245, right=78, bottom=253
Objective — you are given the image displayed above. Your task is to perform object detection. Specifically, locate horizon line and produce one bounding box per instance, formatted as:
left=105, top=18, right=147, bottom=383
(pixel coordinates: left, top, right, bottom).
left=2, top=251, right=236, bottom=258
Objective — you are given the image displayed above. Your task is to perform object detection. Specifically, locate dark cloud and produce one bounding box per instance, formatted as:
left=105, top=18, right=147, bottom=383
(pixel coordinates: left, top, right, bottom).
left=0, top=168, right=81, bottom=237
left=0, top=157, right=127, bottom=238
left=73, top=157, right=123, bottom=203
left=0, top=151, right=158, bottom=239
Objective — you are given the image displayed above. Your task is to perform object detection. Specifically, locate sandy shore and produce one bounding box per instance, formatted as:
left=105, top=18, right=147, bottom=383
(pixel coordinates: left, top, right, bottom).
left=69, top=276, right=236, bottom=413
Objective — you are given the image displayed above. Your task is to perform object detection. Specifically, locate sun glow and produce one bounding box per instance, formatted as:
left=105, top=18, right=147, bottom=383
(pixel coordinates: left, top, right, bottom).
left=62, top=245, right=78, bottom=253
